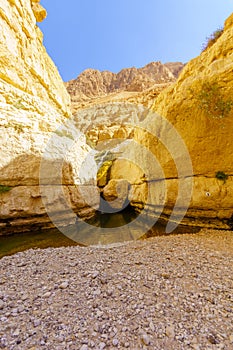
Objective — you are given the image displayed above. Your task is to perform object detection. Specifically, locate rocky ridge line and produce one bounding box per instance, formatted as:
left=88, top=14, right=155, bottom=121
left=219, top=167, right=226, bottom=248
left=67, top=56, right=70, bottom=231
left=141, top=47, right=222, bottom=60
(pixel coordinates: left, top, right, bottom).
left=65, top=62, right=184, bottom=112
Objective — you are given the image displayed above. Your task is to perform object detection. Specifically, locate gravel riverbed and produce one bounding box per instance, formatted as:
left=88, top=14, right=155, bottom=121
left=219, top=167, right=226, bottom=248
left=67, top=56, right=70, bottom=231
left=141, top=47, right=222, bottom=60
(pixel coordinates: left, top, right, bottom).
left=0, top=229, right=233, bottom=350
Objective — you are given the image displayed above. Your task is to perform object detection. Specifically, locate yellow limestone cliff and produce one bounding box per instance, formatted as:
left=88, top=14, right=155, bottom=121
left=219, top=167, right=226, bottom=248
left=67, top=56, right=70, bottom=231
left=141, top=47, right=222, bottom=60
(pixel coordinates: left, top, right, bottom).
left=0, top=0, right=98, bottom=234
left=101, top=13, right=233, bottom=229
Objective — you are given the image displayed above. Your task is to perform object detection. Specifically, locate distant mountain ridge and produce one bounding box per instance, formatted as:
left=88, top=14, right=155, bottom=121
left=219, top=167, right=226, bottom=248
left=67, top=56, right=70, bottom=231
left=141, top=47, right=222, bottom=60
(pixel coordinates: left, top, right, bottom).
left=65, top=61, right=184, bottom=100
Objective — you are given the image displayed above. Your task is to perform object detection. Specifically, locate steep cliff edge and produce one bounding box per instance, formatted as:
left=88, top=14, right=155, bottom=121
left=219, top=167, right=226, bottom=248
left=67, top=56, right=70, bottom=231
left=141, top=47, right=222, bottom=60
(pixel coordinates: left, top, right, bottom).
left=0, top=0, right=98, bottom=235
left=148, top=13, right=233, bottom=227
left=0, top=0, right=71, bottom=118
left=99, top=13, right=233, bottom=230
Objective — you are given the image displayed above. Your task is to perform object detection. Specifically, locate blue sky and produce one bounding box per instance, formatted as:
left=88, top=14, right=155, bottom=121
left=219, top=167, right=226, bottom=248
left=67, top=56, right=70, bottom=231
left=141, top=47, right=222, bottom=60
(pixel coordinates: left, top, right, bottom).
left=39, top=1, right=232, bottom=82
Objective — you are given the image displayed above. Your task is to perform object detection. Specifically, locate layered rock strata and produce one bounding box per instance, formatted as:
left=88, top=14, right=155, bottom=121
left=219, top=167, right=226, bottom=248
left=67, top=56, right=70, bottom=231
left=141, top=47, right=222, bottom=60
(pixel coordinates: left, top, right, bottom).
left=0, top=0, right=98, bottom=235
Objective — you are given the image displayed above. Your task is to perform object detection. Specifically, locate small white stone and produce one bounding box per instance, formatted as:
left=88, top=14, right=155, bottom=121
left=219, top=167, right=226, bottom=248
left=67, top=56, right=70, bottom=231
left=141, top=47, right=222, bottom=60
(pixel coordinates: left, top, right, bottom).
left=59, top=281, right=69, bottom=289
left=149, top=321, right=155, bottom=332
left=112, top=339, right=119, bottom=346
left=21, top=294, right=29, bottom=301
left=93, top=289, right=101, bottom=296
left=12, top=329, right=20, bottom=337
left=17, top=305, right=24, bottom=313
left=96, top=310, right=103, bottom=318
left=99, top=342, right=106, bottom=349
left=141, top=334, right=150, bottom=345
left=166, top=325, right=175, bottom=338
left=33, top=319, right=41, bottom=327
left=80, top=345, right=88, bottom=350
left=92, top=271, right=99, bottom=279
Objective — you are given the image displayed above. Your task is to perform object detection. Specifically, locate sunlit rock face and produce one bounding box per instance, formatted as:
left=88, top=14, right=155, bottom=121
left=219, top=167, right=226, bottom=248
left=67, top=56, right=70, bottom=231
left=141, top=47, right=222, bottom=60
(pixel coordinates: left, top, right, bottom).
left=65, top=62, right=184, bottom=114
left=123, top=13, right=233, bottom=229
left=0, top=0, right=98, bottom=235
left=72, top=13, right=233, bottom=230
left=102, top=179, right=130, bottom=210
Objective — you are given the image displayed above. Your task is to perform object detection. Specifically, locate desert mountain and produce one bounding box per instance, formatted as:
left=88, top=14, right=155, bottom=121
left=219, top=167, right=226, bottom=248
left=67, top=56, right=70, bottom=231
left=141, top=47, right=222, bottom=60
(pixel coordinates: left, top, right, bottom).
left=65, top=62, right=184, bottom=112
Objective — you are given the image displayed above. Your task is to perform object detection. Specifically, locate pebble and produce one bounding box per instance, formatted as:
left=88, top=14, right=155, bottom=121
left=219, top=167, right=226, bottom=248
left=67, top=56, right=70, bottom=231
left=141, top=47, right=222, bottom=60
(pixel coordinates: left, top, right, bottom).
left=112, top=338, right=119, bottom=346
left=92, top=271, right=99, bottom=279
left=0, top=300, right=4, bottom=310
left=99, top=342, right=106, bottom=349
left=21, top=294, right=28, bottom=301
left=33, top=319, right=41, bottom=327
left=141, top=334, right=151, bottom=345
left=80, top=345, right=88, bottom=350
left=0, top=230, right=232, bottom=349
left=17, top=305, right=24, bottom=313
left=96, top=310, right=103, bottom=318
left=149, top=321, right=155, bottom=332
left=59, top=281, right=69, bottom=289
left=166, top=325, right=175, bottom=338
left=12, top=329, right=20, bottom=337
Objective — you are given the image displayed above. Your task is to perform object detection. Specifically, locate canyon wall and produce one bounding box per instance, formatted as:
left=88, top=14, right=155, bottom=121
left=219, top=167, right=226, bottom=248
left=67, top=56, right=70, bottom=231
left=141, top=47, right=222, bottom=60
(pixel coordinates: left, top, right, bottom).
left=109, top=13, right=233, bottom=229
left=79, top=13, right=233, bottom=231
left=0, top=0, right=98, bottom=235
left=70, top=63, right=184, bottom=145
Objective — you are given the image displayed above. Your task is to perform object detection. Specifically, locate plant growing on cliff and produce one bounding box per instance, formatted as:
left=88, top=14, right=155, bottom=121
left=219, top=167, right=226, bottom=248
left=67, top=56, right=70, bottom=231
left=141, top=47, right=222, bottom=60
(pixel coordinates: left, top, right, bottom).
left=215, top=171, right=228, bottom=184
left=197, top=81, right=233, bottom=119
left=85, top=134, right=96, bottom=149
left=202, top=27, right=223, bottom=52
left=54, top=129, right=74, bottom=140
left=0, top=185, right=12, bottom=194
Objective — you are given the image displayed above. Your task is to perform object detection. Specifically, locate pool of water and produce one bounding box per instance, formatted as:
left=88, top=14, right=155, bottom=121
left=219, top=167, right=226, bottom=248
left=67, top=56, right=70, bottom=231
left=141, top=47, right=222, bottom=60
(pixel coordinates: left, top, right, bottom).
left=0, top=208, right=136, bottom=258
left=0, top=228, right=80, bottom=259
left=0, top=208, right=200, bottom=258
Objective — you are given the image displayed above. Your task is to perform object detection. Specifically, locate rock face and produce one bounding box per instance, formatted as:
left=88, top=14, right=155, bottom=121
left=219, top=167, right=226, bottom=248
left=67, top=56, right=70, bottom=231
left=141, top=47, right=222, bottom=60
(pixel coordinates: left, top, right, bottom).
left=69, top=63, right=184, bottom=147
left=102, top=179, right=130, bottom=210
left=107, top=13, right=233, bottom=229
left=0, top=0, right=98, bottom=235
left=66, top=61, right=183, bottom=96
left=0, top=0, right=70, bottom=118
left=65, top=62, right=184, bottom=113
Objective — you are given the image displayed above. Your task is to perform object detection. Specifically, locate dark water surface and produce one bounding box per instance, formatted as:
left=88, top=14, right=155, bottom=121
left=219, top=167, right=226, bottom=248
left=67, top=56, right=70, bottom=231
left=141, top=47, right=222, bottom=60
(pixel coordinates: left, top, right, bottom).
left=0, top=209, right=199, bottom=258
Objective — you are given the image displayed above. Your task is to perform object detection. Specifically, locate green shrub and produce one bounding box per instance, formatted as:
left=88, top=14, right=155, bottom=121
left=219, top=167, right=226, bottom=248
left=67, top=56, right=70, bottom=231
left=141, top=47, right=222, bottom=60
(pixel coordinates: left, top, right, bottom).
left=85, top=134, right=96, bottom=149
left=54, top=129, right=74, bottom=140
left=215, top=171, right=228, bottom=184
left=202, top=27, right=223, bottom=52
left=0, top=185, right=12, bottom=194
left=197, top=81, right=233, bottom=119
